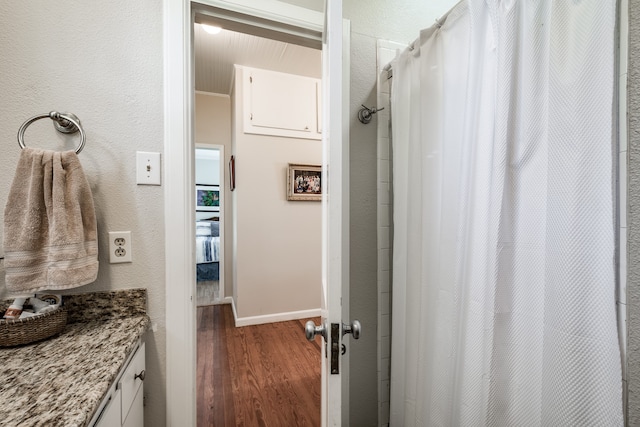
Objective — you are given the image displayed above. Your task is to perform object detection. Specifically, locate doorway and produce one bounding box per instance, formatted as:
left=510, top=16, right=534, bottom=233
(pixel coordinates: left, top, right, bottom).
left=192, top=13, right=323, bottom=425
left=164, top=2, right=345, bottom=425
left=195, top=145, right=224, bottom=306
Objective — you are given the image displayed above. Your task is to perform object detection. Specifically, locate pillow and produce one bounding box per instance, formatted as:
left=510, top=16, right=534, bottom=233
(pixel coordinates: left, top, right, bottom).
left=196, top=220, right=220, bottom=237
left=196, top=221, right=212, bottom=236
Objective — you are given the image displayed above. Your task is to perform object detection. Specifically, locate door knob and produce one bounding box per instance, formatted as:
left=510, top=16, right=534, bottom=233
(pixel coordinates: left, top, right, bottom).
left=342, top=320, right=361, bottom=339
left=305, top=320, right=327, bottom=341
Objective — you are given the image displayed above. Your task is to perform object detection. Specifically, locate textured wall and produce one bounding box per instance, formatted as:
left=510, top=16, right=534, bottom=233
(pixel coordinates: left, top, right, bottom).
left=628, top=0, right=640, bottom=422
left=0, top=2, right=166, bottom=426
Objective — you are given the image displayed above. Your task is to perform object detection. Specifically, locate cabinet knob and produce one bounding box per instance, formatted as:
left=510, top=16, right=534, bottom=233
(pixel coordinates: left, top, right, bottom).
left=135, top=370, right=146, bottom=381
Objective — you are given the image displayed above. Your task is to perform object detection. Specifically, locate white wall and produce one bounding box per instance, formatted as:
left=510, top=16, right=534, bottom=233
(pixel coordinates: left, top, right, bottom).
left=195, top=150, right=220, bottom=186
left=195, top=92, right=231, bottom=146
left=0, top=2, right=166, bottom=426
left=232, top=65, right=321, bottom=321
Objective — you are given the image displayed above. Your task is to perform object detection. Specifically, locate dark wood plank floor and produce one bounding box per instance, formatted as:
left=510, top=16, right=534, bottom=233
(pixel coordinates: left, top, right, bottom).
left=197, top=304, right=321, bottom=427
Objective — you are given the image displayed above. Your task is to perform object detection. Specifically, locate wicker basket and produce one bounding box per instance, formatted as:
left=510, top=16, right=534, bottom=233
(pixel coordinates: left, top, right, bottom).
left=0, top=302, right=67, bottom=347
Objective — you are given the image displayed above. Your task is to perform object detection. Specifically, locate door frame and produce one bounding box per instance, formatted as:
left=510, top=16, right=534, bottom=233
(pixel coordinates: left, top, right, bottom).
left=164, top=1, right=347, bottom=425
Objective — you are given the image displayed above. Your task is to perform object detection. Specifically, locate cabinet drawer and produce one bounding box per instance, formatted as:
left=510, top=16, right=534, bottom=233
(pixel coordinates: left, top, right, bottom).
left=121, top=342, right=145, bottom=425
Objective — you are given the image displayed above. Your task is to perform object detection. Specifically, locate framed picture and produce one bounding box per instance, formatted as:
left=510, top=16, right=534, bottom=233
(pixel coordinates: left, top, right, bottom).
left=196, top=185, right=220, bottom=212
left=287, top=163, right=322, bottom=201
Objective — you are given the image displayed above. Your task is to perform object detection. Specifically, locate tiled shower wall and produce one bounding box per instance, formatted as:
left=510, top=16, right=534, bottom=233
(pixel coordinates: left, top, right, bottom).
left=619, top=0, right=629, bottom=420
left=376, top=39, right=405, bottom=427
left=625, top=0, right=640, bottom=421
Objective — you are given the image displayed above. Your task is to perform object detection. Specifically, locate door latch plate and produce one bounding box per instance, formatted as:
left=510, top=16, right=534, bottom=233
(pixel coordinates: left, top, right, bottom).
left=331, top=323, right=340, bottom=374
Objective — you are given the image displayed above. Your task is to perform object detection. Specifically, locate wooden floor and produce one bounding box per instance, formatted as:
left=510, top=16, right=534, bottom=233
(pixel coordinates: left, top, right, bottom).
left=197, top=280, right=219, bottom=306
left=197, top=304, right=321, bottom=427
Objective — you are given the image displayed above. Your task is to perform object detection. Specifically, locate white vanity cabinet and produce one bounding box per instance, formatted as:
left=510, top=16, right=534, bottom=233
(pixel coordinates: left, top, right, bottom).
left=91, top=341, right=146, bottom=427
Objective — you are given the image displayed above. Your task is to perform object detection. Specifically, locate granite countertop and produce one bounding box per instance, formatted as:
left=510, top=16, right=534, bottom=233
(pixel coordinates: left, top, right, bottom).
left=0, top=289, right=149, bottom=427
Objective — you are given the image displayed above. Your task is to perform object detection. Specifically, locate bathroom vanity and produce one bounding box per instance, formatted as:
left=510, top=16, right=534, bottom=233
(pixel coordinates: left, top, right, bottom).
left=0, top=289, right=149, bottom=427
left=91, top=340, right=145, bottom=427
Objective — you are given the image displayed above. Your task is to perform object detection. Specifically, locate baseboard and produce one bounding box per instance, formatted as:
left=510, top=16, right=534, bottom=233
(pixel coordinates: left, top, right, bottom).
left=213, top=296, right=234, bottom=306
left=230, top=298, right=238, bottom=323
left=197, top=296, right=234, bottom=308
left=234, top=308, right=322, bottom=327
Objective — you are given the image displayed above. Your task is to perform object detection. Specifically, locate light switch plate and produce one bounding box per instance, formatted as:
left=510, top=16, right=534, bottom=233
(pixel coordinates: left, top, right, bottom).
left=136, top=151, right=161, bottom=185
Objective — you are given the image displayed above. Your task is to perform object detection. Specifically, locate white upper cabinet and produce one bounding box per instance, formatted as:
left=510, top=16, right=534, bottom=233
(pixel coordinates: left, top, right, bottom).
left=241, top=66, right=321, bottom=140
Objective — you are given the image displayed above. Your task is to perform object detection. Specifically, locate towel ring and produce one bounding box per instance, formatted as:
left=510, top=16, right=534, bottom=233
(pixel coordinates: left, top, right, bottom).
left=17, top=111, right=86, bottom=154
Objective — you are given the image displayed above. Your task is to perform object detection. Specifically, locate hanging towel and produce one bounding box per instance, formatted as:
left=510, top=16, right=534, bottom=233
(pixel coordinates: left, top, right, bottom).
left=3, top=148, right=99, bottom=293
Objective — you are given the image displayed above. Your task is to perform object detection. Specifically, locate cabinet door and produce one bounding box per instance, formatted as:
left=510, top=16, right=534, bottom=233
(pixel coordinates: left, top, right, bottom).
left=123, top=385, right=144, bottom=427
left=243, top=66, right=321, bottom=140
left=95, top=389, right=121, bottom=427
left=121, top=342, right=145, bottom=425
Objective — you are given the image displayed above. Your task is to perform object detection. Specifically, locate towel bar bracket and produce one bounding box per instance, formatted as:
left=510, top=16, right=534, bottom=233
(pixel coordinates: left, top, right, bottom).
left=17, top=111, right=86, bottom=154
left=50, top=112, right=81, bottom=134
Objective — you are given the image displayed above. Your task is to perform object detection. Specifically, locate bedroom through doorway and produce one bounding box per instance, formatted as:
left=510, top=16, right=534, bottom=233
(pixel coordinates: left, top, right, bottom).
left=195, top=145, right=224, bottom=306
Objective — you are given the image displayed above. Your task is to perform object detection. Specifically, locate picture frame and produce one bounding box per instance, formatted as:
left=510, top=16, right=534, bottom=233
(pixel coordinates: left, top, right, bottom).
left=196, top=184, right=220, bottom=212
left=287, top=163, right=322, bottom=201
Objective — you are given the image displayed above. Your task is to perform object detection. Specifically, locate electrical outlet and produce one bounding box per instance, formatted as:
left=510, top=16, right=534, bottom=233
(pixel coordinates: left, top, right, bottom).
left=109, top=231, right=132, bottom=263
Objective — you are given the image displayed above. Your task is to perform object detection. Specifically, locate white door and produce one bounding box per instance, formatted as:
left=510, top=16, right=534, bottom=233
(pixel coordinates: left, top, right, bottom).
left=322, top=0, right=343, bottom=424
left=315, top=0, right=357, bottom=425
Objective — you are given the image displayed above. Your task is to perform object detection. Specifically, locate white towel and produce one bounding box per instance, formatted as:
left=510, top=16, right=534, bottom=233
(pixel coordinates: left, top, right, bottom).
left=3, top=148, right=99, bottom=293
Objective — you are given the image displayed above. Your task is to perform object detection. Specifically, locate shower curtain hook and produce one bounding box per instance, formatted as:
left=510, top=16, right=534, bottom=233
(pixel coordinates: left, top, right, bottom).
left=358, top=105, right=384, bottom=124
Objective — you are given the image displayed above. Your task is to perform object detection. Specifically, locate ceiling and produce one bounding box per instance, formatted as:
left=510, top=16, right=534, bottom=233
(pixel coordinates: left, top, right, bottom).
left=194, top=23, right=322, bottom=95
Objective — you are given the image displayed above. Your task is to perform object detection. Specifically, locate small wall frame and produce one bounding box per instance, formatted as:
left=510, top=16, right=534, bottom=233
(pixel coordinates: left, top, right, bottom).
left=287, top=163, right=322, bottom=201
left=196, top=184, right=220, bottom=212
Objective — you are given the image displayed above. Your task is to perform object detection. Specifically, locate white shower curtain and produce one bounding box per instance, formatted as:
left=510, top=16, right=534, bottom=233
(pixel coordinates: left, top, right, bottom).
left=390, top=1, right=623, bottom=426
